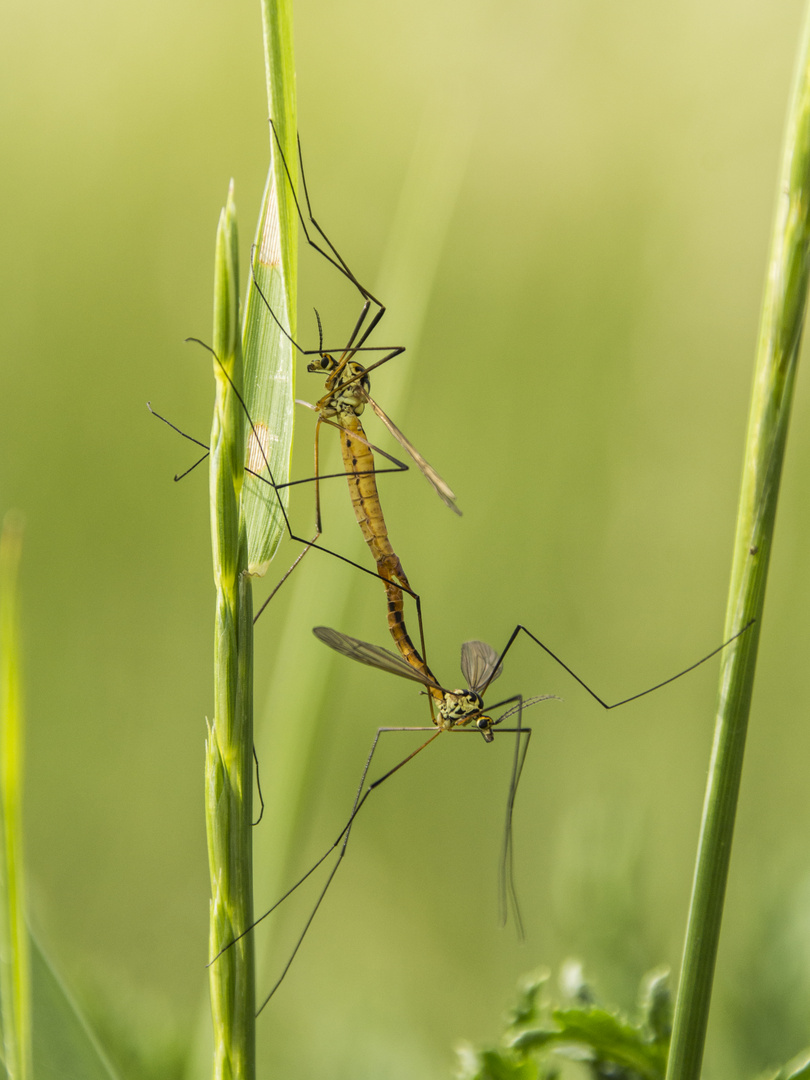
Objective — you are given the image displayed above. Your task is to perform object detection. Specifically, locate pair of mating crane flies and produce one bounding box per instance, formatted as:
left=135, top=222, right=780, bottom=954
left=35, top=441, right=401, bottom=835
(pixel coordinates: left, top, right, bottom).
left=154, top=124, right=752, bottom=1013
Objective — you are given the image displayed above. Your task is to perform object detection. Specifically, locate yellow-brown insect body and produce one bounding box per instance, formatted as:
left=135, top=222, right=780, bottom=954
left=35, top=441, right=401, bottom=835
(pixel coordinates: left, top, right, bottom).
left=338, top=410, right=440, bottom=696
left=308, top=354, right=369, bottom=418
left=308, top=351, right=439, bottom=697
left=437, top=689, right=494, bottom=741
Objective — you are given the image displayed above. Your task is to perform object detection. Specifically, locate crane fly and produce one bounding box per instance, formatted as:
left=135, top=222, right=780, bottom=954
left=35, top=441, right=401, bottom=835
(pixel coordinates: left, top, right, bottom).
left=264, top=116, right=459, bottom=522
left=211, top=625, right=556, bottom=1014
left=246, top=121, right=459, bottom=656
left=149, top=362, right=422, bottom=621
left=214, top=609, right=752, bottom=1011
left=239, top=613, right=754, bottom=997
left=153, top=122, right=455, bottom=649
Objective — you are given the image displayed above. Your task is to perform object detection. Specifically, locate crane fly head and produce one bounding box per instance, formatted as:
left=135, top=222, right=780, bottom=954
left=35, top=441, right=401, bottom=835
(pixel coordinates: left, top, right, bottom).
left=307, top=351, right=337, bottom=376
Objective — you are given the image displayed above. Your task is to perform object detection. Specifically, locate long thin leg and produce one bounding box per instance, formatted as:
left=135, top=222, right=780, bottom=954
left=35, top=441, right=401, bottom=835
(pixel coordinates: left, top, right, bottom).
left=252, top=745, right=265, bottom=827
left=253, top=726, right=447, bottom=1012
left=268, top=119, right=386, bottom=353
left=153, top=400, right=412, bottom=494
left=212, top=721, right=532, bottom=1011
left=483, top=691, right=544, bottom=936
left=247, top=254, right=405, bottom=392
left=147, top=403, right=210, bottom=480
left=494, top=717, right=532, bottom=935
left=257, top=127, right=409, bottom=391
left=155, top=423, right=427, bottom=626
left=481, top=620, right=756, bottom=704
left=248, top=193, right=448, bottom=496
left=166, top=343, right=426, bottom=609
left=151, top=397, right=431, bottom=664
left=208, top=729, right=441, bottom=971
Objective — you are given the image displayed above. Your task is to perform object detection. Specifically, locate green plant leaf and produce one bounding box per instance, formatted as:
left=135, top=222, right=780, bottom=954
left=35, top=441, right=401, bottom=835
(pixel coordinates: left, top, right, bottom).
left=30, top=935, right=120, bottom=1080
left=455, top=1044, right=541, bottom=1080
left=241, top=164, right=296, bottom=576
left=526, top=1008, right=666, bottom=1078
left=242, top=0, right=297, bottom=576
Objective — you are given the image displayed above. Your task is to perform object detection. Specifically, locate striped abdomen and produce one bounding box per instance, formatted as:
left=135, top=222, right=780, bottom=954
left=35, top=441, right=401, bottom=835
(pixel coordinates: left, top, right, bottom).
left=339, top=414, right=437, bottom=693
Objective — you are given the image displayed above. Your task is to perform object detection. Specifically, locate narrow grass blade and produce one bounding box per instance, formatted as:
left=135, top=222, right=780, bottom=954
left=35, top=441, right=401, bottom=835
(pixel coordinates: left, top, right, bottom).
left=242, top=0, right=297, bottom=576
left=0, top=512, right=31, bottom=1080
left=666, top=7, right=810, bottom=1078
left=259, top=0, right=298, bottom=291
left=206, top=185, right=256, bottom=1080
left=29, top=936, right=120, bottom=1080
left=241, top=169, right=296, bottom=576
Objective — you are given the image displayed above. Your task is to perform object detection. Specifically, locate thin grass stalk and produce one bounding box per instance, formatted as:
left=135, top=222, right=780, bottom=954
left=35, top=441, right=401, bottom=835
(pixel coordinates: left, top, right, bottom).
left=206, top=185, right=256, bottom=1080
left=259, top=0, right=297, bottom=292
left=665, top=7, right=810, bottom=1078
left=202, top=2, right=296, bottom=1059
left=0, top=512, right=31, bottom=1080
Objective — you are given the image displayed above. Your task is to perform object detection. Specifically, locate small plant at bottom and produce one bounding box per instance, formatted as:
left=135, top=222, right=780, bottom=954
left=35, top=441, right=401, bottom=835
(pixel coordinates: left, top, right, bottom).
left=455, top=963, right=672, bottom=1080
left=455, top=964, right=810, bottom=1080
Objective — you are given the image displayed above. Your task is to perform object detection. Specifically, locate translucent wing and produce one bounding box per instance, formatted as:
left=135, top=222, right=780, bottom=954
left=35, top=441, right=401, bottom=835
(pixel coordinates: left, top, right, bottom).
left=365, top=394, right=461, bottom=516
left=494, top=695, right=558, bottom=725
left=313, top=626, right=443, bottom=690
left=460, top=640, right=503, bottom=694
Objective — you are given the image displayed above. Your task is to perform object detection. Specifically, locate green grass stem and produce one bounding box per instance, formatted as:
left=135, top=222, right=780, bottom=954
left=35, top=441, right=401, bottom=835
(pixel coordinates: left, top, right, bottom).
left=666, top=6, right=810, bottom=1077
left=205, top=5, right=297, bottom=1073
left=0, top=512, right=32, bottom=1080
left=206, top=186, right=256, bottom=1080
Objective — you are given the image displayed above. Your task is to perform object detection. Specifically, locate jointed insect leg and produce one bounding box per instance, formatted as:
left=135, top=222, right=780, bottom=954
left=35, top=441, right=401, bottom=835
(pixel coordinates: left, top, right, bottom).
left=269, top=119, right=386, bottom=353
left=151, top=352, right=428, bottom=623
left=218, top=718, right=530, bottom=1011
left=483, top=621, right=756, bottom=706
left=210, top=725, right=442, bottom=1010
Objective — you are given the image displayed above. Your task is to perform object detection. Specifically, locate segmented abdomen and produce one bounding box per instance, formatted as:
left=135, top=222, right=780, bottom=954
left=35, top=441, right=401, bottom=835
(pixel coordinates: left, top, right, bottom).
left=339, top=414, right=438, bottom=694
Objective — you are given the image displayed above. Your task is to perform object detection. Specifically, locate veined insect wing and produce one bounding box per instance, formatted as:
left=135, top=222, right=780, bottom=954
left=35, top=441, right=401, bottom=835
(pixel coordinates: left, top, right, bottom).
left=460, top=640, right=503, bottom=694
left=313, top=626, right=442, bottom=690
left=364, top=395, right=460, bottom=515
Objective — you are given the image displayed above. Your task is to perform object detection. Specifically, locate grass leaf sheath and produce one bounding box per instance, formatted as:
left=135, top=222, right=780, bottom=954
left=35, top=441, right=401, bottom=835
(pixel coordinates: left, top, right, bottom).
left=206, top=184, right=256, bottom=1080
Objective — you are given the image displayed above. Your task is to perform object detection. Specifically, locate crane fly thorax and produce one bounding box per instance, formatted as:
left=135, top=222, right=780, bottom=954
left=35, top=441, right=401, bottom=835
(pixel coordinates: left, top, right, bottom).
left=310, top=354, right=370, bottom=419
left=437, top=690, right=495, bottom=741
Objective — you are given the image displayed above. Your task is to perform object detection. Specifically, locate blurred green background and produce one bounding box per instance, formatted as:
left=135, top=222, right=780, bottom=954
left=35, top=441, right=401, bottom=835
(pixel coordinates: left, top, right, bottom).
left=3, top=0, right=810, bottom=1076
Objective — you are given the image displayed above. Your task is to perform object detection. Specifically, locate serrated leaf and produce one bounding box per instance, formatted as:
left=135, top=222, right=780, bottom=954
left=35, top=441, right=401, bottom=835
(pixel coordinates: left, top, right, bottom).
left=455, top=1045, right=540, bottom=1080
left=513, top=1007, right=667, bottom=1080
left=640, top=968, right=672, bottom=1044
left=506, top=970, right=549, bottom=1030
